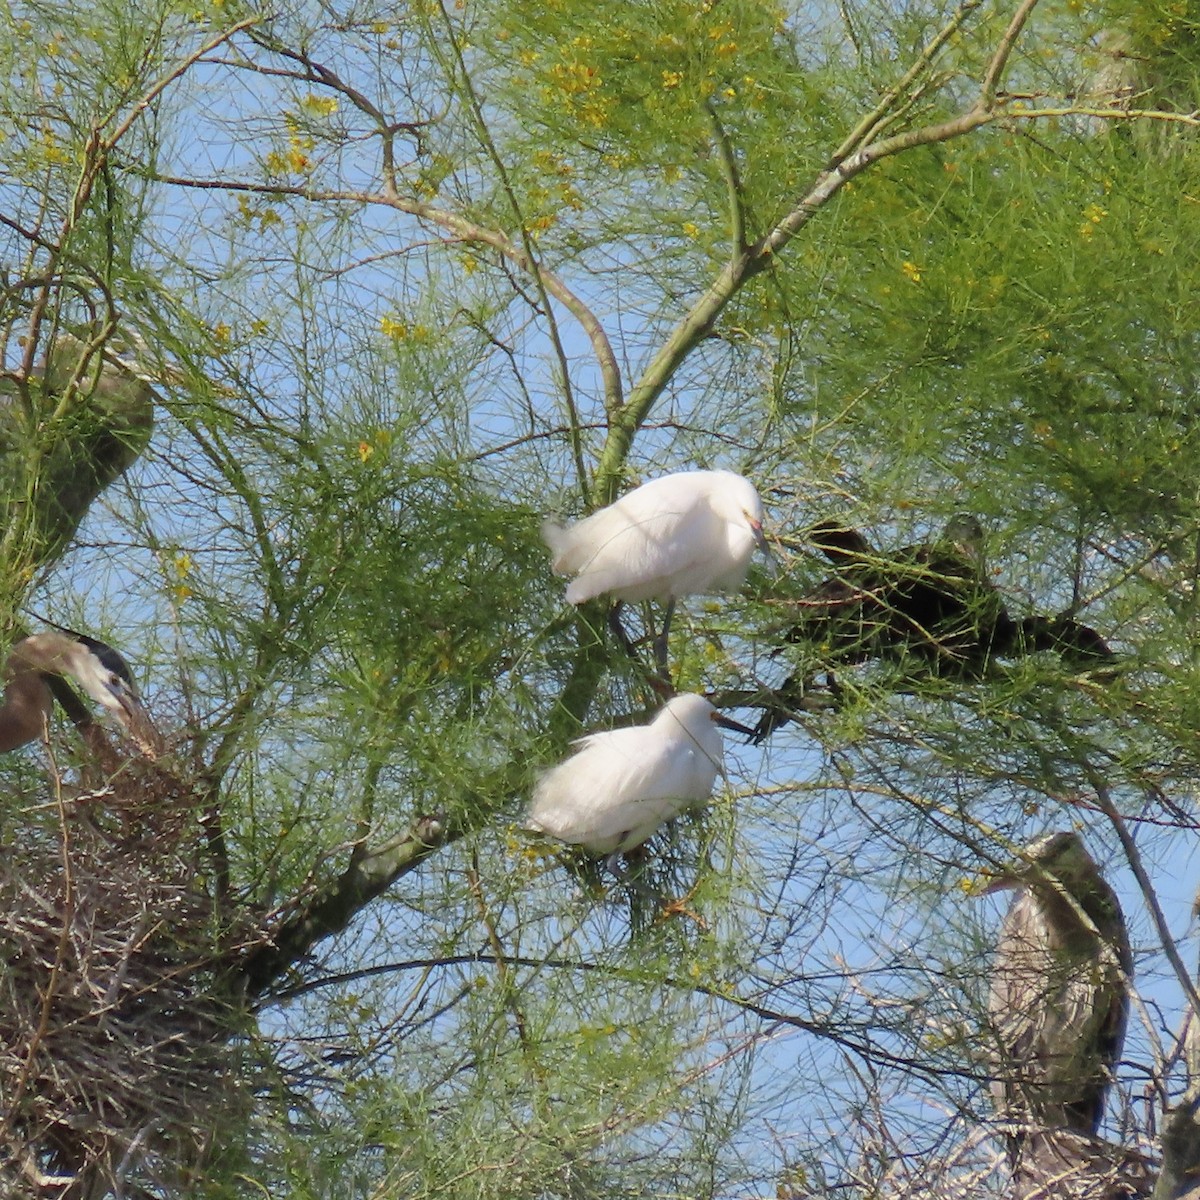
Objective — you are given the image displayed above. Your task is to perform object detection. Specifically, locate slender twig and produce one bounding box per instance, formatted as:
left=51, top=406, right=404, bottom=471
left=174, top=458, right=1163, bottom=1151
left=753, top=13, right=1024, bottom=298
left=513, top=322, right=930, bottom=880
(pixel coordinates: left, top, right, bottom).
left=466, top=856, right=540, bottom=1073
left=832, top=0, right=983, bottom=164
left=1088, top=772, right=1200, bottom=1019
left=706, top=101, right=748, bottom=256
left=430, top=0, right=592, bottom=494
left=0, top=736, right=76, bottom=1152
left=980, top=0, right=1040, bottom=105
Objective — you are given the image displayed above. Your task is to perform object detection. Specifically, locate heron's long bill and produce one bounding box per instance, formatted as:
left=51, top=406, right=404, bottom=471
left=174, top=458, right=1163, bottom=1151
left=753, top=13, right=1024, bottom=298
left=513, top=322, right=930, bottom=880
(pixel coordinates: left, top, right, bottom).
left=108, top=685, right=164, bottom=756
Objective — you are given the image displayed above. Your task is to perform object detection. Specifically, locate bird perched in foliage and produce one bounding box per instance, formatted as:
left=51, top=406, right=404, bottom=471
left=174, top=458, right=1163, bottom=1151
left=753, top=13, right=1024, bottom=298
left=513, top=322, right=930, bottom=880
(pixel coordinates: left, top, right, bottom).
left=0, top=629, right=151, bottom=753
left=753, top=515, right=1114, bottom=741
left=525, top=693, right=729, bottom=860
left=543, top=469, right=767, bottom=674
left=790, top=514, right=1014, bottom=672
left=984, top=831, right=1131, bottom=1161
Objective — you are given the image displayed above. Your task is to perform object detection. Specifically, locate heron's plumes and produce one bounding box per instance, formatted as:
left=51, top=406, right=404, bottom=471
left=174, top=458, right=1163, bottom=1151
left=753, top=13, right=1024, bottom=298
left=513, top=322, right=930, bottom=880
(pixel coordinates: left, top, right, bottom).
left=543, top=470, right=766, bottom=606
left=986, top=831, right=1131, bottom=1157
left=526, top=693, right=725, bottom=856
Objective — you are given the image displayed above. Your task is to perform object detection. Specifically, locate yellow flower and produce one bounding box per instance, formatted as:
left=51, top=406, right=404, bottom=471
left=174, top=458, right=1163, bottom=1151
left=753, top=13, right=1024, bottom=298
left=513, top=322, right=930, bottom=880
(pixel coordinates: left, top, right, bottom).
left=1079, top=203, right=1108, bottom=238
left=358, top=441, right=374, bottom=462
left=300, top=93, right=339, bottom=116
left=662, top=69, right=683, bottom=89
left=682, top=221, right=700, bottom=239
left=901, top=260, right=922, bottom=283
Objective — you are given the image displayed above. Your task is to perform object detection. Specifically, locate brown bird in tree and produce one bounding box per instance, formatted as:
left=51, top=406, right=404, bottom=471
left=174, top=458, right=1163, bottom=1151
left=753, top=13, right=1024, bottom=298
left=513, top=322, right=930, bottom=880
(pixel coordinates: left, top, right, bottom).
left=796, top=514, right=1014, bottom=672
left=984, top=831, right=1131, bottom=1163
left=753, top=516, right=1115, bottom=742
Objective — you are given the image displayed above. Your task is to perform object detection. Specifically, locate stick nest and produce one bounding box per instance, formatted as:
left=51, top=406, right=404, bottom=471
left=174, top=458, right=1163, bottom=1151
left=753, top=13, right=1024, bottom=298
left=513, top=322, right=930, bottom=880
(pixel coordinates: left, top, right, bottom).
left=0, top=761, right=266, bottom=1196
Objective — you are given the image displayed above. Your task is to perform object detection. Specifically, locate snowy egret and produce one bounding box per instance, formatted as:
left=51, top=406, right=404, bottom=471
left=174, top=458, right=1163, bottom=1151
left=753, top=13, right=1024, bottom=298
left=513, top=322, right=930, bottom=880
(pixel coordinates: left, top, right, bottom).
left=983, top=831, right=1131, bottom=1159
left=0, top=629, right=149, bottom=752
left=543, top=469, right=767, bottom=674
left=525, top=693, right=733, bottom=858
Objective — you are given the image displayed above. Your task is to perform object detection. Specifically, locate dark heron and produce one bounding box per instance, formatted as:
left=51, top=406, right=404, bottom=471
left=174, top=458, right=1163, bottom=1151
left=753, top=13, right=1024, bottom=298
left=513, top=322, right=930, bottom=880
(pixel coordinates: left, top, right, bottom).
left=984, top=831, right=1131, bottom=1160
left=753, top=516, right=1115, bottom=741
left=796, top=513, right=1014, bottom=673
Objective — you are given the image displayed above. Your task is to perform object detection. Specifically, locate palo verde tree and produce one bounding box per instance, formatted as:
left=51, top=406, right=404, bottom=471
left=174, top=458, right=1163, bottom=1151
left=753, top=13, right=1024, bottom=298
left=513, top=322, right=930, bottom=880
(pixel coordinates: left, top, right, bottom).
left=1, top=0, right=1199, bottom=1196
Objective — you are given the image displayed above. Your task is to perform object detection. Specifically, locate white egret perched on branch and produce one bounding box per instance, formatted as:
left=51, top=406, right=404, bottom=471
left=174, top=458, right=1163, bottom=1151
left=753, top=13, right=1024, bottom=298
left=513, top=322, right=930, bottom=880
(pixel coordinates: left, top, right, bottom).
left=526, top=693, right=741, bottom=860
left=543, top=469, right=768, bottom=674
left=983, top=831, right=1131, bottom=1162
left=0, top=629, right=152, bottom=753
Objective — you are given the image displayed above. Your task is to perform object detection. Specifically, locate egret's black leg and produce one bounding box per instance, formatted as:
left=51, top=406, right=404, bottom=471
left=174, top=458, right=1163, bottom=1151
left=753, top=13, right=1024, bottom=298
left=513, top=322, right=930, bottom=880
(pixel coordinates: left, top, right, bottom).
left=608, top=601, right=640, bottom=663
left=603, top=849, right=627, bottom=881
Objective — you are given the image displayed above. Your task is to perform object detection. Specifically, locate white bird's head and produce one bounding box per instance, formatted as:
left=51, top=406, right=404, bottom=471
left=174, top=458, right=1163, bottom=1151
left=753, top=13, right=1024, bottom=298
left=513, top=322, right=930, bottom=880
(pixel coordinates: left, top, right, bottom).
left=655, top=692, right=720, bottom=734
left=655, top=691, right=755, bottom=744
left=708, top=470, right=771, bottom=564
left=709, top=470, right=764, bottom=528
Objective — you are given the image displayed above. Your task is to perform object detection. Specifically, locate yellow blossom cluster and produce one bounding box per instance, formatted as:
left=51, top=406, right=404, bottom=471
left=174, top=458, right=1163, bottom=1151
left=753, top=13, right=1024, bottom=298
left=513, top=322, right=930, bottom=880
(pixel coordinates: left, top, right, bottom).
left=380, top=315, right=432, bottom=343
left=265, top=131, right=316, bottom=177
left=1079, top=202, right=1108, bottom=239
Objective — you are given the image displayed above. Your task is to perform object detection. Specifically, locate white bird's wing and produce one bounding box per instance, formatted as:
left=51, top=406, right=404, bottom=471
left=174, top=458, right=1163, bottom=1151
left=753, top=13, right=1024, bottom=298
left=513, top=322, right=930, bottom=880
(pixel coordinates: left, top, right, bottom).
left=526, top=723, right=718, bottom=854
left=550, top=479, right=713, bottom=604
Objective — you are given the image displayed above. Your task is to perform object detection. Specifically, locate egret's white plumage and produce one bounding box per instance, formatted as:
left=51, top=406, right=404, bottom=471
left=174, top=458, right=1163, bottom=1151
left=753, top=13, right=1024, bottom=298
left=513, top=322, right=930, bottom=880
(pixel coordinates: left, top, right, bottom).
left=526, top=693, right=725, bottom=856
left=543, top=469, right=765, bottom=606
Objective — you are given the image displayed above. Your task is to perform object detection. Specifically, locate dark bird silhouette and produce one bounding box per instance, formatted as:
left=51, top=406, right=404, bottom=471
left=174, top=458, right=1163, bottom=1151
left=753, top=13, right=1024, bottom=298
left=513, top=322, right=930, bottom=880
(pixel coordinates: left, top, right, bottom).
left=984, top=831, right=1131, bottom=1163
left=796, top=514, right=1015, bottom=672
left=0, top=629, right=151, bottom=752
left=753, top=516, right=1115, bottom=741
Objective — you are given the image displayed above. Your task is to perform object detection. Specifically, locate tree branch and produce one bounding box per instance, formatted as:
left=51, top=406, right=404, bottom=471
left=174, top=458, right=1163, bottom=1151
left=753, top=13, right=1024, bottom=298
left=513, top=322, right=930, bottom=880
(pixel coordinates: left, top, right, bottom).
left=238, top=813, right=454, bottom=997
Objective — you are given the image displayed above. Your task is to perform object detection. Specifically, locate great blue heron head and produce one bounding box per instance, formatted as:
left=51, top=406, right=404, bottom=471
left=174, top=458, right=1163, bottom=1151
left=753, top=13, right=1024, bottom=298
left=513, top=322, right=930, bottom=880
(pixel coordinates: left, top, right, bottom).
left=62, top=640, right=143, bottom=724
left=33, top=618, right=138, bottom=691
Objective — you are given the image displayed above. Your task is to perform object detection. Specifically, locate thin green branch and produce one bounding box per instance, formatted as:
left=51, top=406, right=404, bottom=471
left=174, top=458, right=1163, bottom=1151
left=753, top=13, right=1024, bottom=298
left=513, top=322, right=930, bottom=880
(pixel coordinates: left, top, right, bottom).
left=429, top=0, right=590, bottom=492
left=706, top=101, right=747, bottom=256
left=263, top=950, right=982, bottom=1085
left=148, top=171, right=624, bottom=436
left=980, top=0, right=1040, bottom=106
left=832, top=0, right=983, bottom=164
left=1089, top=774, right=1200, bottom=1020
